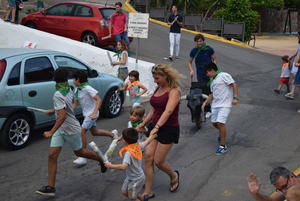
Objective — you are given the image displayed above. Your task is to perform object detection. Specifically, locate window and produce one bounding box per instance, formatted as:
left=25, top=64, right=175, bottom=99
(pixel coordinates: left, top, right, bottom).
left=24, top=57, right=54, bottom=84
left=74, top=5, right=93, bottom=17
left=54, top=56, right=90, bottom=79
left=99, top=8, right=116, bottom=20
left=46, top=4, right=75, bottom=16
left=7, top=62, right=21, bottom=86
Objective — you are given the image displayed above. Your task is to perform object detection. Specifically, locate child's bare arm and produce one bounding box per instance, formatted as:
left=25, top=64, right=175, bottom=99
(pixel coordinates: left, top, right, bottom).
left=119, top=82, right=129, bottom=91
left=137, top=83, right=148, bottom=96
left=143, top=133, right=158, bottom=147
left=90, top=94, right=102, bottom=119
left=105, top=162, right=129, bottom=170
left=112, top=53, right=127, bottom=65
left=46, top=109, right=55, bottom=115
left=43, top=109, right=66, bottom=138
left=230, top=82, right=239, bottom=105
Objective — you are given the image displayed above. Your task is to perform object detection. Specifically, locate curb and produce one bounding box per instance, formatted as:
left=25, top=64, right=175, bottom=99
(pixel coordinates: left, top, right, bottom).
left=124, top=1, right=252, bottom=49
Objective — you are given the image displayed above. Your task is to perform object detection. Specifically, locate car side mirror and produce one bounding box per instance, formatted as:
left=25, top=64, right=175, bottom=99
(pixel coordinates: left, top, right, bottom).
left=41, top=10, right=46, bottom=15
left=90, top=69, right=98, bottom=77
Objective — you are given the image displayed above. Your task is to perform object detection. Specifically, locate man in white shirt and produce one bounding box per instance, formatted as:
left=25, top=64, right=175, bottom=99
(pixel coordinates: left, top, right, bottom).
left=201, top=63, right=238, bottom=155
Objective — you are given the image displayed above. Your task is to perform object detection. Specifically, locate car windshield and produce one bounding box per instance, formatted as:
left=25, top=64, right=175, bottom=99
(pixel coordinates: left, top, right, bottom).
left=0, top=60, right=6, bottom=83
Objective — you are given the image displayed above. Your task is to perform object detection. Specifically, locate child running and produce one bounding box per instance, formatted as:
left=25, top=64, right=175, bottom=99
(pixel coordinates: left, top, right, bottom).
left=72, top=69, right=118, bottom=166
left=201, top=63, right=238, bottom=155
left=274, top=55, right=290, bottom=94
left=36, top=68, right=106, bottom=197
left=120, top=70, right=148, bottom=107
left=104, top=128, right=157, bottom=201
left=112, top=40, right=129, bottom=81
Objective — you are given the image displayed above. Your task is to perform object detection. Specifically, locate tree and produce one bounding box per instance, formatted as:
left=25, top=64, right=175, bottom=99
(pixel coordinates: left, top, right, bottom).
left=214, top=0, right=259, bottom=41
left=285, top=0, right=300, bottom=8
left=284, top=0, right=300, bottom=30
left=251, top=0, right=284, bottom=9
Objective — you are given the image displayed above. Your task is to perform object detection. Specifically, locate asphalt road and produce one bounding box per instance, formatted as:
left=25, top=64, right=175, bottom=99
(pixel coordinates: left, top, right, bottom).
left=1, top=22, right=300, bottom=201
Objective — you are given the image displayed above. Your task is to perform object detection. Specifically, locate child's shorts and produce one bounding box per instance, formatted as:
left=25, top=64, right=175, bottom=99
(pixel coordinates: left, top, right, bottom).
left=121, top=176, right=145, bottom=199
left=279, top=77, right=289, bottom=85
left=82, top=116, right=97, bottom=130
left=211, top=107, right=231, bottom=124
left=8, top=0, right=16, bottom=8
left=118, top=67, right=128, bottom=80
left=50, top=131, right=82, bottom=150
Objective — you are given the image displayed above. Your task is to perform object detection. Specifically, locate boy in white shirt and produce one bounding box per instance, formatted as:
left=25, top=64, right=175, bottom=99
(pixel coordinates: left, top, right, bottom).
left=72, top=70, right=118, bottom=166
left=201, top=63, right=238, bottom=155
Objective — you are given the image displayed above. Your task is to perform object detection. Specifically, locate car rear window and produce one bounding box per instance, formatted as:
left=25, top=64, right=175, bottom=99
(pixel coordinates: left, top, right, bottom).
left=0, top=60, right=7, bottom=83
left=99, top=8, right=115, bottom=20
left=74, top=5, right=93, bottom=17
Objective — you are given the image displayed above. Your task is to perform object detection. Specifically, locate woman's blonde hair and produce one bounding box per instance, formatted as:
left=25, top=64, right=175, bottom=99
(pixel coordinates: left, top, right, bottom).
left=151, top=64, right=182, bottom=88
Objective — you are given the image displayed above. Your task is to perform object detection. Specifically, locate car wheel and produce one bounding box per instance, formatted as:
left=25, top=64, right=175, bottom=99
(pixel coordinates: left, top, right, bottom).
left=82, top=32, right=99, bottom=46
left=0, top=114, right=33, bottom=150
left=24, top=21, right=36, bottom=29
left=103, top=90, right=122, bottom=118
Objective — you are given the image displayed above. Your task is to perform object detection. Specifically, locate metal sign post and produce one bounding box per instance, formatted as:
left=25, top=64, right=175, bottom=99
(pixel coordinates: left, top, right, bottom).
left=136, top=38, right=140, bottom=68
left=128, top=13, right=149, bottom=70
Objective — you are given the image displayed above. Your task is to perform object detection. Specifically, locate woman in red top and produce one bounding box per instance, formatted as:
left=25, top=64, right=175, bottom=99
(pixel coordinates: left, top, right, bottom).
left=137, top=64, right=181, bottom=200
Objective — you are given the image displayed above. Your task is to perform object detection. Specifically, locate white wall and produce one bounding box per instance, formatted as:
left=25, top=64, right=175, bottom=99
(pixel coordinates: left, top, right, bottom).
left=0, top=20, right=155, bottom=96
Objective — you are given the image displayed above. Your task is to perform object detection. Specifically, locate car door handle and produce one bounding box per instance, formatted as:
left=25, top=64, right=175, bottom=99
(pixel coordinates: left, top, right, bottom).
left=28, top=90, right=37, bottom=97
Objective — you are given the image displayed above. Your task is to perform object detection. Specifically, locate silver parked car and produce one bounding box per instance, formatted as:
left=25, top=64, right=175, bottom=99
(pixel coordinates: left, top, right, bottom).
left=0, top=48, right=124, bottom=150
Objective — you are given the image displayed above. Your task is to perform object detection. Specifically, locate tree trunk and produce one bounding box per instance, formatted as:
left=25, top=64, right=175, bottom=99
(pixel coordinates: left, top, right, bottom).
left=297, top=8, right=300, bottom=31
left=156, top=0, right=160, bottom=7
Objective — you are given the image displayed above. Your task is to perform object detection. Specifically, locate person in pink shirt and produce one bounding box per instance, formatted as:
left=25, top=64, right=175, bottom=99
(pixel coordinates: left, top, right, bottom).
left=109, top=2, right=130, bottom=46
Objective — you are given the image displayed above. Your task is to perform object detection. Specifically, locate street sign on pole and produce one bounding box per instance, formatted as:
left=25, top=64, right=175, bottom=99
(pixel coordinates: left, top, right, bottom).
left=128, top=13, right=149, bottom=38
left=128, top=13, right=149, bottom=70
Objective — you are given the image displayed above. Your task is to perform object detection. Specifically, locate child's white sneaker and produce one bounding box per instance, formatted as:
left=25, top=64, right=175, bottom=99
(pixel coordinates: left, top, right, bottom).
left=111, top=129, right=119, bottom=139
left=73, top=157, right=87, bottom=167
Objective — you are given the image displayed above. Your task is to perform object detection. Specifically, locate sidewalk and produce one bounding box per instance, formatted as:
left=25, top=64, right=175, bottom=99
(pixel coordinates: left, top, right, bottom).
left=253, top=34, right=298, bottom=57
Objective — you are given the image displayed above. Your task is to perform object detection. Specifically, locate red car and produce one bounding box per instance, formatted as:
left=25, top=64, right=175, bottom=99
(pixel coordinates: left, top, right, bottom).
left=21, top=2, right=129, bottom=47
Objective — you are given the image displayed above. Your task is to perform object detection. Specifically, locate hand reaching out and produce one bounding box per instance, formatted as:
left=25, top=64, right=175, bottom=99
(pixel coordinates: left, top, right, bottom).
left=247, top=173, right=261, bottom=195
left=43, top=131, right=53, bottom=138
left=104, top=162, right=112, bottom=168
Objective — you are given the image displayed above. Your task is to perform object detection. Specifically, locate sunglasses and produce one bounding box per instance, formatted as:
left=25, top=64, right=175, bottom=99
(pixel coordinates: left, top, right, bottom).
left=152, top=65, right=162, bottom=72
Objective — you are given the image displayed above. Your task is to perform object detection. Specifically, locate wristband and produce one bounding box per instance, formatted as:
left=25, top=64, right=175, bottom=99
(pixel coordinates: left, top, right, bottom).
left=233, top=96, right=239, bottom=100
